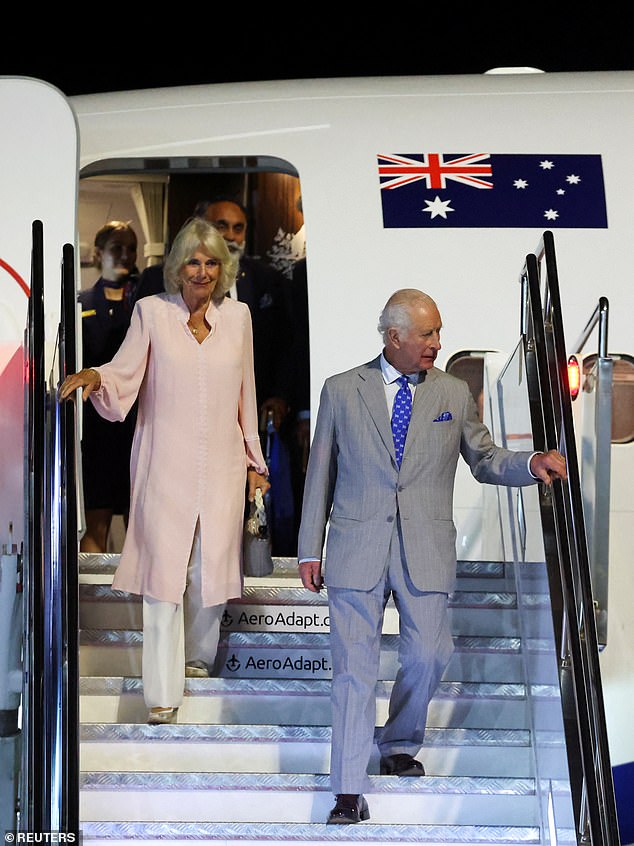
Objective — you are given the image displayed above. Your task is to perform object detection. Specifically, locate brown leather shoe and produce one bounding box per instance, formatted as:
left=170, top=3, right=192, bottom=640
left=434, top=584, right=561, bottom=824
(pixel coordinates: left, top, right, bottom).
left=380, top=753, right=425, bottom=776
left=326, top=793, right=370, bottom=824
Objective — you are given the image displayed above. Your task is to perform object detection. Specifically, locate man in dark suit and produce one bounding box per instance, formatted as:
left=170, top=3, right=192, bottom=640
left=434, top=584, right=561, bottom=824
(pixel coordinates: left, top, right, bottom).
left=288, top=256, right=311, bottom=529
left=196, top=198, right=294, bottom=428
left=197, top=198, right=297, bottom=554
left=298, top=288, right=567, bottom=824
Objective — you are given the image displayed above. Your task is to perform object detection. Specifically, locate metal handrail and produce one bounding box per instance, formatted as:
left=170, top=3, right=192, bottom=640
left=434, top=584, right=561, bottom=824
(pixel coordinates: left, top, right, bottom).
left=570, top=296, right=613, bottom=648
left=573, top=297, right=609, bottom=358
left=19, top=225, right=79, bottom=834
left=58, top=242, right=80, bottom=833
left=521, top=231, right=620, bottom=845
left=21, top=220, right=45, bottom=830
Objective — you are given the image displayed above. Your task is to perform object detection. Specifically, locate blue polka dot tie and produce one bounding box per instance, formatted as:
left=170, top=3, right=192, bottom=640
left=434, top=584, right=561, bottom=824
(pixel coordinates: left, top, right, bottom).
left=391, top=375, right=412, bottom=467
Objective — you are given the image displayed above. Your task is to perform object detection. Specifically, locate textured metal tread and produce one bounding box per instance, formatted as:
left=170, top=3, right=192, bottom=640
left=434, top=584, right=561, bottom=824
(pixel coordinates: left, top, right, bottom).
left=79, top=583, right=530, bottom=609
left=232, top=588, right=522, bottom=608
left=78, top=554, right=512, bottom=578
left=80, top=723, right=532, bottom=747
left=217, top=631, right=523, bottom=651
left=80, top=820, right=549, bottom=843
left=80, top=771, right=538, bottom=795
left=80, top=628, right=524, bottom=652
left=81, top=675, right=331, bottom=696
left=80, top=675, right=548, bottom=700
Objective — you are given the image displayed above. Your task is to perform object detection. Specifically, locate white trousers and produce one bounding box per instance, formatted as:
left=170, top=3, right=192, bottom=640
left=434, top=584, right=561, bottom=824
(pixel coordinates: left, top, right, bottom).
left=142, top=521, right=224, bottom=708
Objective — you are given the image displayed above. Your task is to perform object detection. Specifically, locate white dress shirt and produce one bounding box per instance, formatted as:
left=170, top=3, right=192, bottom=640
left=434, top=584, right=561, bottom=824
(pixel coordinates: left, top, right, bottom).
left=380, top=352, right=419, bottom=415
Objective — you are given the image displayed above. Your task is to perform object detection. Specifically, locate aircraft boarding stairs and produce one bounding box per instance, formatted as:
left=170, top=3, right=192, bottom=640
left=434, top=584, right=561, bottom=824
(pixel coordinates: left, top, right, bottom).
left=18, top=228, right=614, bottom=842
left=78, top=550, right=575, bottom=844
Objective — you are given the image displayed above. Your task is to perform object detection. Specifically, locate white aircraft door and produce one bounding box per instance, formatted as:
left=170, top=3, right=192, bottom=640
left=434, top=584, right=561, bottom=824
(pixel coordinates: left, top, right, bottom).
left=0, top=77, right=78, bottom=549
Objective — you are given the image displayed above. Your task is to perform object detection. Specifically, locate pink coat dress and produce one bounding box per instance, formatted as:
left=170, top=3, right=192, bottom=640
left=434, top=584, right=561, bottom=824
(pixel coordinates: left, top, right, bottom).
left=89, top=292, right=267, bottom=607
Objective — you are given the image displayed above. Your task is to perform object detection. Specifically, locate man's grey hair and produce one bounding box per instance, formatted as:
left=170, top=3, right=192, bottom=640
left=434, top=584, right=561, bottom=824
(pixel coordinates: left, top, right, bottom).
left=378, top=289, right=437, bottom=344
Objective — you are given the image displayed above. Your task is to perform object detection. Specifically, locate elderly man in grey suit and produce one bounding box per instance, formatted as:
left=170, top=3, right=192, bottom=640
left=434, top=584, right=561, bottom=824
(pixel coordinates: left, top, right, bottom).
left=298, top=288, right=567, bottom=825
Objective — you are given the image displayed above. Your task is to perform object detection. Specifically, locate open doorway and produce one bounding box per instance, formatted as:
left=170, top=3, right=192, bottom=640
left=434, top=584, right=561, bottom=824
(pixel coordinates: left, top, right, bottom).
left=78, top=157, right=310, bottom=557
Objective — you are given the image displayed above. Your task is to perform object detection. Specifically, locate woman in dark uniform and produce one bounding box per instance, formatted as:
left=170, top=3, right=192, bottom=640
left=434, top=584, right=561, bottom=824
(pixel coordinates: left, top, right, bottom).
left=78, top=221, right=141, bottom=552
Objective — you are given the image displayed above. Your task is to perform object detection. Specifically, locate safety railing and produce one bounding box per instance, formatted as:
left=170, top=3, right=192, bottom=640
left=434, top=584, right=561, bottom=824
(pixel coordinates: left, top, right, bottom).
left=20, top=222, right=79, bottom=834
left=520, top=231, right=619, bottom=845
left=571, top=298, right=612, bottom=648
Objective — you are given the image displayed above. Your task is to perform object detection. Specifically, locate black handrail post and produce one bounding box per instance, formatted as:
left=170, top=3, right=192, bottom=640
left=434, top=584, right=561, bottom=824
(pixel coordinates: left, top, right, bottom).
left=59, top=242, right=79, bottom=834
left=20, top=224, right=80, bottom=836
left=22, top=219, right=46, bottom=831
left=521, top=231, right=620, bottom=845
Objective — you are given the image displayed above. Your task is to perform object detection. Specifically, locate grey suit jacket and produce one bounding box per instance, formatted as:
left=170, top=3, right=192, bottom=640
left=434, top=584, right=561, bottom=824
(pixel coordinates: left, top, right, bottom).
left=297, top=356, right=536, bottom=594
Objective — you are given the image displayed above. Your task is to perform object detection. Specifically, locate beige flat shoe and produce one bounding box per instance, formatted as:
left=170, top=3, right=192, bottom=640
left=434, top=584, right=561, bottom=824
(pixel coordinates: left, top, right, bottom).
left=147, top=707, right=178, bottom=725
left=185, top=661, right=209, bottom=678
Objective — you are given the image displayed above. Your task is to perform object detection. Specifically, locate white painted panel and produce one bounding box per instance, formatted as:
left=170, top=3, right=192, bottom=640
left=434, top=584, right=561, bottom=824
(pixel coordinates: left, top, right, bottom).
left=0, top=77, right=78, bottom=548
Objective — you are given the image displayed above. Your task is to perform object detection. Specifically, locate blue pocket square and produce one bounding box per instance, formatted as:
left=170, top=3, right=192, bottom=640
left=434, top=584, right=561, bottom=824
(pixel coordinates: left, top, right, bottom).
left=433, top=411, right=453, bottom=422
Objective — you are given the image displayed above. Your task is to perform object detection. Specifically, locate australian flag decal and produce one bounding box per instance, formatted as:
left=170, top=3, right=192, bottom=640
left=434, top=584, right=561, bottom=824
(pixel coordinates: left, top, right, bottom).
left=378, top=153, right=608, bottom=229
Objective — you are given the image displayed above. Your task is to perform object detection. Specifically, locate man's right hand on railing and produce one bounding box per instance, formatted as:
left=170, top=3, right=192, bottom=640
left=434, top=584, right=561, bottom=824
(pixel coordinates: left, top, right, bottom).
left=529, top=449, right=568, bottom=485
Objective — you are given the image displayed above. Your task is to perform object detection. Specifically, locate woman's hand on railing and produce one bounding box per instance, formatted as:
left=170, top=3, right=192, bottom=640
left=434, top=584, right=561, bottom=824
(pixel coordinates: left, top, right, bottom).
left=58, top=368, right=101, bottom=402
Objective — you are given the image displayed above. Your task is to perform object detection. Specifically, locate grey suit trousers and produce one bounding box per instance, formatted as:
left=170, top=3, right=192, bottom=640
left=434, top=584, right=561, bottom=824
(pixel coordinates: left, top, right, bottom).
left=327, top=516, right=454, bottom=794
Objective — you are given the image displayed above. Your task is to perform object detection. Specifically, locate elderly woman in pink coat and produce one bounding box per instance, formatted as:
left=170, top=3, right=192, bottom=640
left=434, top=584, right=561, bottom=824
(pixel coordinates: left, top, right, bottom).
left=61, top=217, right=269, bottom=724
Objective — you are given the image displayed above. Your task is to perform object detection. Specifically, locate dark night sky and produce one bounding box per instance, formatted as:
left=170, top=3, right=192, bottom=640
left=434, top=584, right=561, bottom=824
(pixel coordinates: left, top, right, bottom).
left=3, top=14, right=632, bottom=97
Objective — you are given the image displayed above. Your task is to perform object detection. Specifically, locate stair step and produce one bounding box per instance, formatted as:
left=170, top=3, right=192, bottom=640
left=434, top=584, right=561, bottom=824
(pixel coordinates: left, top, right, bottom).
left=79, top=584, right=532, bottom=638
left=80, top=820, right=556, bottom=845
left=78, top=555, right=516, bottom=587
left=78, top=628, right=558, bottom=686
left=79, top=771, right=546, bottom=826
left=80, top=723, right=541, bottom=777
left=80, top=676, right=564, bottom=730
left=76, top=554, right=572, bottom=841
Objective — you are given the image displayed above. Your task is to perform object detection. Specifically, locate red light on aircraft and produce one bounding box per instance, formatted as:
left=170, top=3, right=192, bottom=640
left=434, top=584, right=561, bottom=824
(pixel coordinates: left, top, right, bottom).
left=567, top=356, right=581, bottom=400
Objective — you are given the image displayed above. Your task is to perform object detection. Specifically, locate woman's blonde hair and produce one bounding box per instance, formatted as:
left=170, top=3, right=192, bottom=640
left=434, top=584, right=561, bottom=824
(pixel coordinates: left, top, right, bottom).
left=163, top=217, right=237, bottom=300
